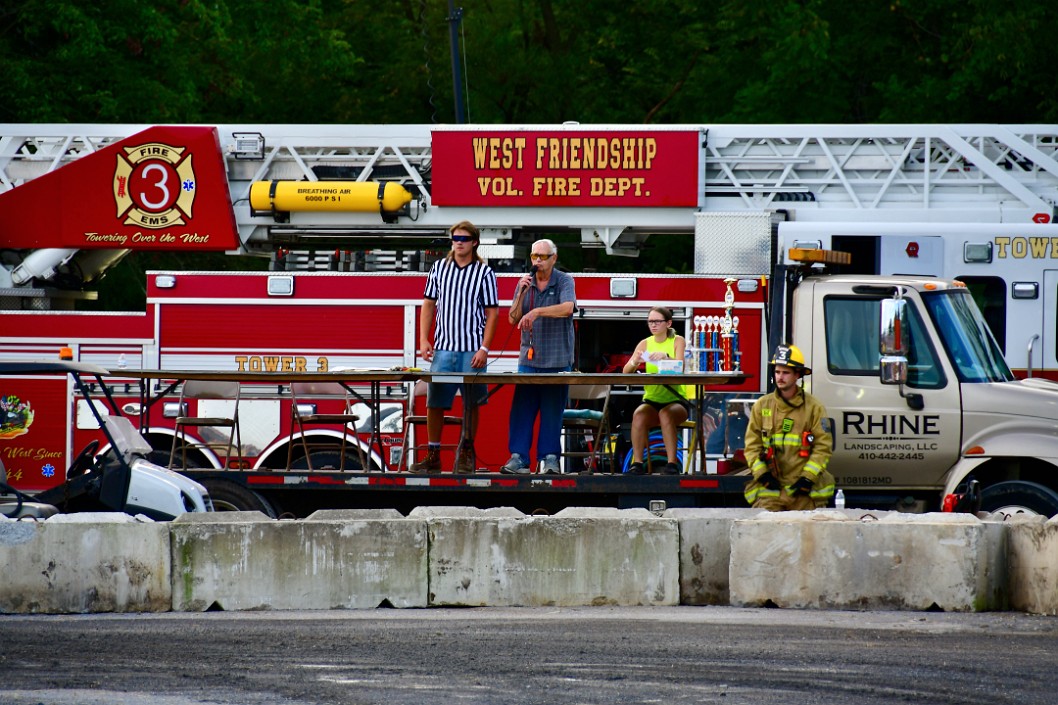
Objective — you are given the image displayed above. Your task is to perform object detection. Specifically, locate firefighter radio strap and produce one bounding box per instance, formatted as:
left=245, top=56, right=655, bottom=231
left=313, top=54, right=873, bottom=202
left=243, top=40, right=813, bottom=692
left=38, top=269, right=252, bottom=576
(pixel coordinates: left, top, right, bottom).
left=759, top=405, right=818, bottom=480
left=761, top=408, right=780, bottom=477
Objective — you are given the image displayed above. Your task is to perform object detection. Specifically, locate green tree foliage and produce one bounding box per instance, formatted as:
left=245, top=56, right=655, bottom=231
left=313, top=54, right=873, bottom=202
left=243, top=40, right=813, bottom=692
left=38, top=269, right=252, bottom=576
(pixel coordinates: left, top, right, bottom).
left=705, top=0, right=1058, bottom=124
left=2, top=0, right=222, bottom=122
left=0, top=0, right=367, bottom=123
left=446, top=0, right=716, bottom=123
left=4, top=0, right=1057, bottom=126
left=870, top=0, right=1058, bottom=122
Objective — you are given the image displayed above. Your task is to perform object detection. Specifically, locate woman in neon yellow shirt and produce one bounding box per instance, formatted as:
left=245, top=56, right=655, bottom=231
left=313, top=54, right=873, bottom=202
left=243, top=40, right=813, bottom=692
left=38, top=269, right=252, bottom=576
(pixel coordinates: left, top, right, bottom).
left=622, top=306, right=688, bottom=475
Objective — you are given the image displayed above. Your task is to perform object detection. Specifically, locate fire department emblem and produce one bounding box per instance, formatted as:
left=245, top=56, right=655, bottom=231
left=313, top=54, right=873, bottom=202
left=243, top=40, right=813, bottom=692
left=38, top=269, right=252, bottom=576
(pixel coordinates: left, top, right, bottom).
left=0, top=394, right=33, bottom=440
left=113, top=142, right=196, bottom=229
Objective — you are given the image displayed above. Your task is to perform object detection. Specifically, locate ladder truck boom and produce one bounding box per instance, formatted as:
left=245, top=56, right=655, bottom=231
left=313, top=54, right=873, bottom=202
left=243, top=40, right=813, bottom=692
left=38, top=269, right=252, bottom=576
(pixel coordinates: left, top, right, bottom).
left=2, top=123, right=1056, bottom=262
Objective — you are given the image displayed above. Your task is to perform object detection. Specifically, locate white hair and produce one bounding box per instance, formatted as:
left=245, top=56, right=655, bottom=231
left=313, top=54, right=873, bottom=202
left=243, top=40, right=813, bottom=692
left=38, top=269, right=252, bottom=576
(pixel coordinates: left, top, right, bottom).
left=534, top=238, right=557, bottom=255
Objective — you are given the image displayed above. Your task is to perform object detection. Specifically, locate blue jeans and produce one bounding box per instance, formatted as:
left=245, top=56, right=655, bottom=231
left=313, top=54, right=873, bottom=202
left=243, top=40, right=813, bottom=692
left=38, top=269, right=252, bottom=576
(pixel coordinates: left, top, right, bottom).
left=508, top=364, right=570, bottom=459
left=427, top=350, right=487, bottom=408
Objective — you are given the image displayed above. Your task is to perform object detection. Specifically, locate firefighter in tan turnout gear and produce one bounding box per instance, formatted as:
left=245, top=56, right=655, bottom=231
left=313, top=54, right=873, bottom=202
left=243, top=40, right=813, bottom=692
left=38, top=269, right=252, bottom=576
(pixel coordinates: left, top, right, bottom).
left=744, top=344, right=836, bottom=511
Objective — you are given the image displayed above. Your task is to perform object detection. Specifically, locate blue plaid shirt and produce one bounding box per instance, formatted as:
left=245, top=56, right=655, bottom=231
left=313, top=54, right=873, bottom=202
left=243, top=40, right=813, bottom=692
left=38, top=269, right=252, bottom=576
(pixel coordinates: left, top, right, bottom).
left=516, top=269, right=576, bottom=368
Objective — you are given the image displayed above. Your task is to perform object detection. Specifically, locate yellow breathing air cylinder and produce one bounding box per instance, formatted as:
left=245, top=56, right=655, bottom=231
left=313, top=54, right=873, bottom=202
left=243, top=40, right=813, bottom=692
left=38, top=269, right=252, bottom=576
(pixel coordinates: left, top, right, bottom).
left=249, top=180, right=413, bottom=214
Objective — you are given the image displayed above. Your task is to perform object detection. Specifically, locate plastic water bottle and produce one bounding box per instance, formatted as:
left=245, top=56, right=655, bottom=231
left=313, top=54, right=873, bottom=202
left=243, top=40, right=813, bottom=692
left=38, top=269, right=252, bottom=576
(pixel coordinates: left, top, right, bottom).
left=834, top=489, right=846, bottom=510
left=684, top=346, right=695, bottom=374
left=117, top=353, right=127, bottom=370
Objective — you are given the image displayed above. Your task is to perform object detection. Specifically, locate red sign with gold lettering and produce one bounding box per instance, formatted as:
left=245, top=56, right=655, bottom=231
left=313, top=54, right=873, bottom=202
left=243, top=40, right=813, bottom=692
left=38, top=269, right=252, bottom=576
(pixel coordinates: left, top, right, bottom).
left=0, top=126, right=238, bottom=251
left=430, top=129, right=700, bottom=207
left=0, top=377, right=68, bottom=492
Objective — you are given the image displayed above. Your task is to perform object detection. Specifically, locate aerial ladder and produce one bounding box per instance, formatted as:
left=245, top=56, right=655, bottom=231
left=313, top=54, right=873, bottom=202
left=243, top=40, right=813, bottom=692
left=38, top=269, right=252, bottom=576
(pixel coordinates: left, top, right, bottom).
left=2, top=123, right=1058, bottom=307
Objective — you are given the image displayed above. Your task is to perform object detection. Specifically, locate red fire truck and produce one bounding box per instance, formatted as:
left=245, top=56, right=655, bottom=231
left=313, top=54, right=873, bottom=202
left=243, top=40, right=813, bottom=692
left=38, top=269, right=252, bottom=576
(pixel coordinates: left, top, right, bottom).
left=0, top=265, right=761, bottom=515
left=5, top=123, right=1058, bottom=517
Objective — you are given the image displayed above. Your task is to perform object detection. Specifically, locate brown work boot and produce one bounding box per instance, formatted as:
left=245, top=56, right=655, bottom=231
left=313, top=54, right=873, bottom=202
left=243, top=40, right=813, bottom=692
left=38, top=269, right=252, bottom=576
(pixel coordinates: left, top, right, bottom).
left=454, top=443, right=476, bottom=474
left=409, top=447, right=442, bottom=474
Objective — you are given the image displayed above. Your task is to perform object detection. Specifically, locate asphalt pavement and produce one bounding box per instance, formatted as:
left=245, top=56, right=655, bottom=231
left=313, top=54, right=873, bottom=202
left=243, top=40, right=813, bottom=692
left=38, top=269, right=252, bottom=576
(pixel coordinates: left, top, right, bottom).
left=1, top=606, right=1055, bottom=705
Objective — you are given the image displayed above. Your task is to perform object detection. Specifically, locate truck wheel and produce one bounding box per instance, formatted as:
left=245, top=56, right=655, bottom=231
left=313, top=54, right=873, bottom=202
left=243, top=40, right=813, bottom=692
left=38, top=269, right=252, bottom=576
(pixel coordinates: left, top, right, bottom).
left=291, top=450, right=374, bottom=472
left=200, top=479, right=277, bottom=518
left=147, top=448, right=204, bottom=470
left=980, top=481, right=1058, bottom=518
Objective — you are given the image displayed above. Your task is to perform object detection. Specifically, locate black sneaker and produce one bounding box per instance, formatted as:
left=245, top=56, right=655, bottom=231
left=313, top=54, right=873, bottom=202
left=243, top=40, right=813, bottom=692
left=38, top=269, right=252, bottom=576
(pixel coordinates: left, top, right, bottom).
left=663, top=462, right=681, bottom=475
left=627, top=461, right=646, bottom=475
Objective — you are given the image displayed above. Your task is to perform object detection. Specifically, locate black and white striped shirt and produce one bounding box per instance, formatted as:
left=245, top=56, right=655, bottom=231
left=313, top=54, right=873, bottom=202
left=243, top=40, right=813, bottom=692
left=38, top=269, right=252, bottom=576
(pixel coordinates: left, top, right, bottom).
left=424, top=258, right=499, bottom=351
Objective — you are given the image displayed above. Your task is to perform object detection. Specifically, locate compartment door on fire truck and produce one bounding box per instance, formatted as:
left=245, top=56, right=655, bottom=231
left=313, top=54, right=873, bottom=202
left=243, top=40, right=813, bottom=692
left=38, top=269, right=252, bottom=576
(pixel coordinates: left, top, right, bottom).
left=1042, top=270, right=1058, bottom=376
left=876, top=235, right=943, bottom=277
left=815, top=290, right=962, bottom=491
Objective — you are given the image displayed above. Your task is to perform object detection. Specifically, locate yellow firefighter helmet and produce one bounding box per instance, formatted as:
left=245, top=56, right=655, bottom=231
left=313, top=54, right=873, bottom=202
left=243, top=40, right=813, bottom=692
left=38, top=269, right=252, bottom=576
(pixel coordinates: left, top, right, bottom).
left=770, top=343, right=811, bottom=375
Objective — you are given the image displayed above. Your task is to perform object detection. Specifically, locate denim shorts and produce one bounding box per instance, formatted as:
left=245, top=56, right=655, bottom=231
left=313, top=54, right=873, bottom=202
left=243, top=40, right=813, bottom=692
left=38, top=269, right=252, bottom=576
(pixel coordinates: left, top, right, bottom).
left=427, top=349, right=488, bottom=408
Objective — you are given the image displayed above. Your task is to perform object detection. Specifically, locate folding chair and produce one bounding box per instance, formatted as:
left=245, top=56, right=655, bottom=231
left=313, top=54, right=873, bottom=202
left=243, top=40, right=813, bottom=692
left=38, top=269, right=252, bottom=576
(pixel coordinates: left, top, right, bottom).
left=561, top=384, right=613, bottom=473
left=286, top=380, right=366, bottom=471
left=398, top=380, right=462, bottom=471
left=168, top=379, right=242, bottom=470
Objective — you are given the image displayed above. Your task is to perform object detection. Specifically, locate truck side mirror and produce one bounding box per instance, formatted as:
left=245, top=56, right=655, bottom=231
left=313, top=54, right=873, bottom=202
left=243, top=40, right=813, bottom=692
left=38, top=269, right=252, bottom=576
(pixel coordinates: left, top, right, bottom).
left=879, top=298, right=908, bottom=356
left=879, top=298, right=909, bottom=385
left=878, top=296, right=924, bottom=410
left=880, top=355, right=907, bottom=384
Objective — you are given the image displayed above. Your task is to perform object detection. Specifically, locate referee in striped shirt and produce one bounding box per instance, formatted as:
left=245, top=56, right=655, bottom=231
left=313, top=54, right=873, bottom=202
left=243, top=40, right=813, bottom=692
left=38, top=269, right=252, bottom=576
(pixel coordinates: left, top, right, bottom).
left=411, top=220, right=499, bottom=473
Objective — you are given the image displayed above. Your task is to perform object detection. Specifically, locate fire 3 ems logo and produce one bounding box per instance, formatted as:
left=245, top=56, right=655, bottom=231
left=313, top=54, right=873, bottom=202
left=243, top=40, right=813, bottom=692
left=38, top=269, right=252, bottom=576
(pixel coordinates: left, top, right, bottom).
left=114, top=142, right=195, bottom=228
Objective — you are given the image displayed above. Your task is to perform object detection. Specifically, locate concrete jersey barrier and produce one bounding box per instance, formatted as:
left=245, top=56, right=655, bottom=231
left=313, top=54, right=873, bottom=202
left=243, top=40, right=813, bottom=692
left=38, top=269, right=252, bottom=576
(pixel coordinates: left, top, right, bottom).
left=3, top=507, right=1058, bottom=615
left=729, top=510, right=1008, bottom=612
left=420, top=506, right=679, bottom=607
left=0, top=513, right=171, bottom=614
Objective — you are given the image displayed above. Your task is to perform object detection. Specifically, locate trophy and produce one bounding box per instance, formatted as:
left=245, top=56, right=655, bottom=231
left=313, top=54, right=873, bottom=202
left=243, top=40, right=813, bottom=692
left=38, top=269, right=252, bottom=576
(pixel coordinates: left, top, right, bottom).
left=722, top=278, right=740, bottom=373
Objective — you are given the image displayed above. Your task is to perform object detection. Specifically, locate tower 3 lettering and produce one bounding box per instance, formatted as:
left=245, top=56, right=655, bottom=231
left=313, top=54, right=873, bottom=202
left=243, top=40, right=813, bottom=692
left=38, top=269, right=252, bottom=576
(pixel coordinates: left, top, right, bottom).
left=994, top=236, right=1058, bottom=259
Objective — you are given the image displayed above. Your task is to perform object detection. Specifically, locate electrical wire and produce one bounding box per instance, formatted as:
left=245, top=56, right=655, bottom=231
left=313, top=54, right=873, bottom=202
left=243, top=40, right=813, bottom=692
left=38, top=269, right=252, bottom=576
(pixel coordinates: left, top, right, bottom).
left=454, top=277, right=527, bottom=467
left=457, top=267, right=536, bottom=420
left=481, top=297, right=523, bottom=372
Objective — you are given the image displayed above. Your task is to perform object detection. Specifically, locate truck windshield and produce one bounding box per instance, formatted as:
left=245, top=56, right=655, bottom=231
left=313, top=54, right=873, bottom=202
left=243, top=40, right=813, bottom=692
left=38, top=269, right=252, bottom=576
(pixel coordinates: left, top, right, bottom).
left=921, top=289, right=1014, bottom=383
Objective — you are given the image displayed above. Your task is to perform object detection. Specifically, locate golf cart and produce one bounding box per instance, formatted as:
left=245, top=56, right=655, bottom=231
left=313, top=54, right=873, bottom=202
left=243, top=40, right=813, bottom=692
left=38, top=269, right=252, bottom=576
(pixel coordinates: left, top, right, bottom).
left=1, top=360, right=212, bottom=520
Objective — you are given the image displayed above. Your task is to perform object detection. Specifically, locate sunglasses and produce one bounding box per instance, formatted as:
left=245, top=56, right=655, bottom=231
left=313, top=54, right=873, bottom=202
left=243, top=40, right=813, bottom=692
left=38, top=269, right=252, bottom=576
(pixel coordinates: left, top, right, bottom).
left=530, top=253, right=554, bottom=261
left=451, top=234, right=473, bottom=243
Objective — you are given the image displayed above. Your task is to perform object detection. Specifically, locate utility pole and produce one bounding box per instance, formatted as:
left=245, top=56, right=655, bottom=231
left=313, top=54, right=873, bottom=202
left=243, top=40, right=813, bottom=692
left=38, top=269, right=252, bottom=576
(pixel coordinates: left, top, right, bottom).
left=447, top=0, right=466, bottom=124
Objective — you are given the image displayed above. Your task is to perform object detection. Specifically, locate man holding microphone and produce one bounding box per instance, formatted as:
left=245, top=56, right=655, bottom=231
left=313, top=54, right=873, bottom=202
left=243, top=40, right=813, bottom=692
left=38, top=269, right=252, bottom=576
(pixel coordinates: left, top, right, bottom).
left=502, top=239, right=577, bottom=475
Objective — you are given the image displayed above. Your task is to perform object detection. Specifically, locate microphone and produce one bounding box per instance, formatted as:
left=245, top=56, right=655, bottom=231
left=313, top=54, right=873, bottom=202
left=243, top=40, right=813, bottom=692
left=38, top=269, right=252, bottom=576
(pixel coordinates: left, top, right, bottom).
left=518, top=264, right=539, bottom=293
